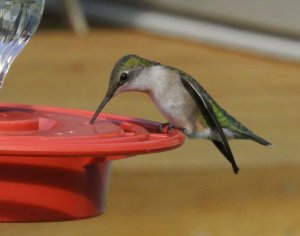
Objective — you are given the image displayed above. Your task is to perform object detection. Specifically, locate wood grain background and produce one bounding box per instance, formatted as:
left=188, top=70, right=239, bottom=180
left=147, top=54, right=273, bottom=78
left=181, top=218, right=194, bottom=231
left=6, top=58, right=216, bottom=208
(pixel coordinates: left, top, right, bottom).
left=0, top=29, right=299, bottom=235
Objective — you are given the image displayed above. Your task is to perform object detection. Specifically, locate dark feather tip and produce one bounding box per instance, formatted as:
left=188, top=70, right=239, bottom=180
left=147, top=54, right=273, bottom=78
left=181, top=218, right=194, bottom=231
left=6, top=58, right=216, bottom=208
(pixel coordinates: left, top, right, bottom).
left=233, top=166, right=240, bottom=175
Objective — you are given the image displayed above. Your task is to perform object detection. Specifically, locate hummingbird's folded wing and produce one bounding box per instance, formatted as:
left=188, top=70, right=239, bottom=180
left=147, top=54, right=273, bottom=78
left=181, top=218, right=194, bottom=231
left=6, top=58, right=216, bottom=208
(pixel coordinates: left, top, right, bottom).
left=180, top=76, right=239, bottom=174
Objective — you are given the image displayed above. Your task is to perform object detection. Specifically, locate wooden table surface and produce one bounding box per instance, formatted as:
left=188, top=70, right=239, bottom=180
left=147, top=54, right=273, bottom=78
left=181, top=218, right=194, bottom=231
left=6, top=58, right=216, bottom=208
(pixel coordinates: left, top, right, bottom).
left=0, top=29, right=299, bottom=235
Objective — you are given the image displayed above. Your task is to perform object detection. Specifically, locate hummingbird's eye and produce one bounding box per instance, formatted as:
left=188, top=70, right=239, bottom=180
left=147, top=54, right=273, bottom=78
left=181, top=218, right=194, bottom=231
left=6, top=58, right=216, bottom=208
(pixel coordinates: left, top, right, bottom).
left=120, top=72, right=128, bottom=82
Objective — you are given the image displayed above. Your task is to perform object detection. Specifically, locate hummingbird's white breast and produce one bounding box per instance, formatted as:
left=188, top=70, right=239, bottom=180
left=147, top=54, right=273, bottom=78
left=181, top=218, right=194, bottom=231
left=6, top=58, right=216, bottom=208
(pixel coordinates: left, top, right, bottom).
left=144, top=66, right=202, bottom=135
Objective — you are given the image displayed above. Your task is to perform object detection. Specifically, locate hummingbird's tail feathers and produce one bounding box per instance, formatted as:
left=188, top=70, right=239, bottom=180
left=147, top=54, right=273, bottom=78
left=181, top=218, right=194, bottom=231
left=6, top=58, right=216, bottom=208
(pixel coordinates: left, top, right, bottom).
left=234, top=130, right=272, bottom=146
left=207, top=97, right=273, bottom=146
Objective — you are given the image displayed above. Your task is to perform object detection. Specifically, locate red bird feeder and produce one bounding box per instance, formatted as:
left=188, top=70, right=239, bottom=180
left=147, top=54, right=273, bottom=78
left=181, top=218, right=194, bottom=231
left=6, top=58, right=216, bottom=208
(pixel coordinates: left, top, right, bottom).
left=0, top=103, right=184, bottom=222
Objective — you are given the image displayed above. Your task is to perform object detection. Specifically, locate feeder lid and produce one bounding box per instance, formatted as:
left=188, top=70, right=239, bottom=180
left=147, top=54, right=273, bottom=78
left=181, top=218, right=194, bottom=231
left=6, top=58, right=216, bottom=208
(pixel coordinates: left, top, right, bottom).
left=0, top=104, right=184, bottom=157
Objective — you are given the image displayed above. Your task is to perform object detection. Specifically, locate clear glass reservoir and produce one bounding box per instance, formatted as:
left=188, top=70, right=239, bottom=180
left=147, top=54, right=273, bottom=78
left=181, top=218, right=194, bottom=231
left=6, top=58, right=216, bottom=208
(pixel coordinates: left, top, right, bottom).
left=0, top=0, right=45, bottom=87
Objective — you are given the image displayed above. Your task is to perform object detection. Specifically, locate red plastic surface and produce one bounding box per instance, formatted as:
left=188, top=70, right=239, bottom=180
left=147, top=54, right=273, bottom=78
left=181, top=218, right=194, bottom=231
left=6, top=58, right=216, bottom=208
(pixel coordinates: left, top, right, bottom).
left=0, top=103, right=185, bottom=222
left=0, top=104, right=184, bottom=157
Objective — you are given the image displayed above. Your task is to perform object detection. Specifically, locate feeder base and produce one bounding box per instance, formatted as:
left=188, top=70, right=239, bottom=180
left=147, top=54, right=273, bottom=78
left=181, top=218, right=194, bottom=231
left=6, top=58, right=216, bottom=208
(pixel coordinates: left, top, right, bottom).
left=0, top=157, right=111, bottom=222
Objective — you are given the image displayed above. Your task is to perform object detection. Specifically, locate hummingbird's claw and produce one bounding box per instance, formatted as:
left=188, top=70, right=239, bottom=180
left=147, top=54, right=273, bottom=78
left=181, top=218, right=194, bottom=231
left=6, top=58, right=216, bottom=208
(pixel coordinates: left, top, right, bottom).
left=158, top=124, right=162, bottom=133
left=158, top=123, right=173, bottom=133
left=158, top=123, right=184, bottom=134
left=167, top=123, right=175, bottom=133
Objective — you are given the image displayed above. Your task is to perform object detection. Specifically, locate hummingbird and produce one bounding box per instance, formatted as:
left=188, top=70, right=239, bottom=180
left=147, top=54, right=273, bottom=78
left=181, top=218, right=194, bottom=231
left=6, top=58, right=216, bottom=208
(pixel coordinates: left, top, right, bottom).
left=90, top=54, right=272, bottom=174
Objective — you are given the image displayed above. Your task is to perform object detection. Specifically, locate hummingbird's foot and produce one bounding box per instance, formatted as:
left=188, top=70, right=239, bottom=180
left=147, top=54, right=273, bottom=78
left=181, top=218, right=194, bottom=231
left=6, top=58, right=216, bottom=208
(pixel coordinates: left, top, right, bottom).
left=158, top=123, right=174, bottom=133
left=158, top=123, right=185, bottom=134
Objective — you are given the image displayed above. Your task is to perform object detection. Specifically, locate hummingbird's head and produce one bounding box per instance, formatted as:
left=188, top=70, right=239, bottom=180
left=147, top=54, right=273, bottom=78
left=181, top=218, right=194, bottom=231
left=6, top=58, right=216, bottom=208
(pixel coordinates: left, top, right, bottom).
left=108, top=54, right=160, bottom=96
left=90, top=54, right=160, bottom=123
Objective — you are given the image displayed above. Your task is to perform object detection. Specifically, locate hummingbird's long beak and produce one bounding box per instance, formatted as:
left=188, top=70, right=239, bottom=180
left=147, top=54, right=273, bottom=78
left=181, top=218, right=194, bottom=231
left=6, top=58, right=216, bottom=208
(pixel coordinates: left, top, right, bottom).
left=89, top=95, right=112, bottom=124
